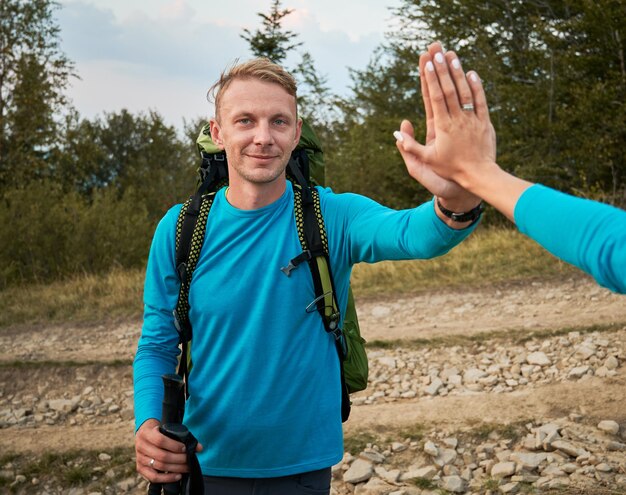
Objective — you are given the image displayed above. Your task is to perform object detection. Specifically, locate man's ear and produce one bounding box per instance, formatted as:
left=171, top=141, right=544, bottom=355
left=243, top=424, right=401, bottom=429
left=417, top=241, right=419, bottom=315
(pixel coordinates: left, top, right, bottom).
left=209, top=119, right=225, bottom=150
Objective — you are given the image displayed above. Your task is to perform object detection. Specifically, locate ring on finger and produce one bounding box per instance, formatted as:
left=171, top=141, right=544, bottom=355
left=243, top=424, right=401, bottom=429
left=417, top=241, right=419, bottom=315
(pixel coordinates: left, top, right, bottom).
left=462, top=103, right=475, bottom=112
left=149, top=458, right=155, bottom=468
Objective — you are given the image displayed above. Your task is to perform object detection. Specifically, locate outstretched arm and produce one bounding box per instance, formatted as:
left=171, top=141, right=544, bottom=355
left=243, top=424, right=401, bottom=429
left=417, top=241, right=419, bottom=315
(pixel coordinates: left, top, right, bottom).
left=395, top=42, right=626, bottom=293
left=395, top=42, right=532, bottom=221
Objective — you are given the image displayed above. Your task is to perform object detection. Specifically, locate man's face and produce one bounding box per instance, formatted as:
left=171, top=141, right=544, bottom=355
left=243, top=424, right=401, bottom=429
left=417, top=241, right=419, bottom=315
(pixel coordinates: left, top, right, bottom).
left=210, top=78, right=302, bottom=187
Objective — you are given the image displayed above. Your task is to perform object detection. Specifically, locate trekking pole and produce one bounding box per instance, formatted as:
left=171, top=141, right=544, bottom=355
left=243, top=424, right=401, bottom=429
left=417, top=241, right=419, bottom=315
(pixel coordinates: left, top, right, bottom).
left=148, top=374, right=185, bottom=495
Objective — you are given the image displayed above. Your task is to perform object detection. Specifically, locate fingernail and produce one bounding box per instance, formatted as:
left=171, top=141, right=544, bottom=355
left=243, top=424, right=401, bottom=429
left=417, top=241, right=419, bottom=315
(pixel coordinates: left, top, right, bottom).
left=175, top=474, right=182, bottom=481
left=451, top=58, right=461, bottom=70
left=469, top=72, right=479, bottom=83
left=393, top=131, right=404, bottom=142
left=426, top=61, right=435, bottom=72
left=181, top=446, right=186, bottom=453
left=434, top=52, right=445, bottom=64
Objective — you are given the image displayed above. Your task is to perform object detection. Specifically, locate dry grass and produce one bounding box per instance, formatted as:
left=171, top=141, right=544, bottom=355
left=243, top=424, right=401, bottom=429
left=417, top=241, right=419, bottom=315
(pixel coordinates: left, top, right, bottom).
left=0, top=227, right=577, bottom=329
left=0, top=267, right=144, bottom=328
left=351, top=226, right=576, bottom=297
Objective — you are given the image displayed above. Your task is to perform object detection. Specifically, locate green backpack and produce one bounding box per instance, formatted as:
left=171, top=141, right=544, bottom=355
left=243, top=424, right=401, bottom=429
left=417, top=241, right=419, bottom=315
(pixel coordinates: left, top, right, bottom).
left=172, top=119, right=367, bottom=422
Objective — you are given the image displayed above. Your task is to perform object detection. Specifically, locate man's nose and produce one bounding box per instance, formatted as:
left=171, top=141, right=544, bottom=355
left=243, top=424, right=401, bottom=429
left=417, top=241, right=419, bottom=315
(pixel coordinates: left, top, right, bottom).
left=253, top=122, right=274, bottom=145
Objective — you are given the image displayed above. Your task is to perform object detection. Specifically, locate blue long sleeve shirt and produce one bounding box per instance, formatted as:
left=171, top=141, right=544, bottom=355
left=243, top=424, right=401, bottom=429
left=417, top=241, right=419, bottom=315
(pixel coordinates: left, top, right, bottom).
left=133, top=182, right=476, bottom=477
left=514, top=184, right=626, bottom=293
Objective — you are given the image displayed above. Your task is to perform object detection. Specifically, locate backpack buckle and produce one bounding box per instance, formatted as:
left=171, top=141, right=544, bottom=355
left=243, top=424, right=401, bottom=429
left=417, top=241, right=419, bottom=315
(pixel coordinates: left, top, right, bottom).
left=173, top=309, right=192, bottom=343
left=280, top=250, right=312, bottom=277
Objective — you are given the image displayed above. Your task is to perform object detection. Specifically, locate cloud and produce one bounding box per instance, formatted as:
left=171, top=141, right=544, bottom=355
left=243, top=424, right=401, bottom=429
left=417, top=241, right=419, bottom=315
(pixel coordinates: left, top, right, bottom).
left=56, top=0, right=393, bottom=128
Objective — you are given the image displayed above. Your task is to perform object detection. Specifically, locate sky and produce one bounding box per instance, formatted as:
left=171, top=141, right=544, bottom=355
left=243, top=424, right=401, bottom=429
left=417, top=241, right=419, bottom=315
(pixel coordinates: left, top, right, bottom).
left=56, top=0, right=403, bottom=131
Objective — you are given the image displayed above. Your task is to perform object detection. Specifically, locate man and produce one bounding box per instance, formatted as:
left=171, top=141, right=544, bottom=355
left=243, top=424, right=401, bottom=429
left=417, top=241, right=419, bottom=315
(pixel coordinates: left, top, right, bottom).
left=133, top=58, right=481, bottom=494
left=395, top=42, right=625, bottom=294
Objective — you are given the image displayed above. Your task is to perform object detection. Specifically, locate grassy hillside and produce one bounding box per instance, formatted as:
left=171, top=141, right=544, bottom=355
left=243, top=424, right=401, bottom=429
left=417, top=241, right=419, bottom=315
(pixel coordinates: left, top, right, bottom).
left=0, top=227, right=577, bottom=329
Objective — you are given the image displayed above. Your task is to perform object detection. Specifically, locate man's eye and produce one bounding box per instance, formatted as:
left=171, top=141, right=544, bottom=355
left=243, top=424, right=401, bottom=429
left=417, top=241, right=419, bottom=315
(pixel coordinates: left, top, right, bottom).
left=274, top=119, right=287, bottom=126
left=238, top=118, right=251, bottom=125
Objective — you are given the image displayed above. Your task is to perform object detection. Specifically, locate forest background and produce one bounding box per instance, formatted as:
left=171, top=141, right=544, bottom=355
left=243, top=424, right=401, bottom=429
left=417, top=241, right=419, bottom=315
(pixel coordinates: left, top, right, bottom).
left=1, top=0, right=625, bottom=289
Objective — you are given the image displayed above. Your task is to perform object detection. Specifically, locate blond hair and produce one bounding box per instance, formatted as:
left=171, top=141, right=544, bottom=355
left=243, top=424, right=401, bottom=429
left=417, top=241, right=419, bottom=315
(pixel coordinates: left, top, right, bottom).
left=208, top=58, right=298, bottom=120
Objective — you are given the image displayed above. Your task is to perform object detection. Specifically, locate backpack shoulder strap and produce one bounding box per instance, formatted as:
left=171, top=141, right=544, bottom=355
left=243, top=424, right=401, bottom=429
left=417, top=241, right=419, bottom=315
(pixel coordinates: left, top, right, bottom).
left=173, top=190, right=217, bottom=391
left=292, top=183, right=352, bottom=422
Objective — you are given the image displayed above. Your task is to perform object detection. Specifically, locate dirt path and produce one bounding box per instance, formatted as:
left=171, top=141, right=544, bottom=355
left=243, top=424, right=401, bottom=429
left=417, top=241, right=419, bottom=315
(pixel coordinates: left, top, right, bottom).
left=2, top=275, right=625, bottom=457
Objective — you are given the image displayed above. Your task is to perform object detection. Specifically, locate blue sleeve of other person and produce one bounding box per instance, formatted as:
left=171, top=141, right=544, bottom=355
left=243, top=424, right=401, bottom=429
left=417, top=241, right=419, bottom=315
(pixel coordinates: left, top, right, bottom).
left=514, top=184, right=626, bottom=294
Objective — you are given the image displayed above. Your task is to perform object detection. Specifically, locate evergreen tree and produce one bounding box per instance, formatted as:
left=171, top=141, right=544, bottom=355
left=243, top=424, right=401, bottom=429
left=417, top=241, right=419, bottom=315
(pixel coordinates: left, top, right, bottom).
left=240, top=0, right=335, bottom=128
left=240, top=0, right=302, bottom=64
left=0, top=0, right=74, bottom=190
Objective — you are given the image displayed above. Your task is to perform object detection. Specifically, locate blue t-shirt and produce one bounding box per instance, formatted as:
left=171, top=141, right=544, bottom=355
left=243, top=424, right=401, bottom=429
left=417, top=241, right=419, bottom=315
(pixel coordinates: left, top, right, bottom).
left=515, top=184, right=626, bottom=294
left=133, top=183, right=476, bottom=477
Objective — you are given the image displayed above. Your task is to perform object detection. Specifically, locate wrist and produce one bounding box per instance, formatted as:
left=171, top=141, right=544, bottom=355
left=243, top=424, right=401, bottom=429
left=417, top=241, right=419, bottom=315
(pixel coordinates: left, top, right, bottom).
left=435, top=196, right=484, bottom=225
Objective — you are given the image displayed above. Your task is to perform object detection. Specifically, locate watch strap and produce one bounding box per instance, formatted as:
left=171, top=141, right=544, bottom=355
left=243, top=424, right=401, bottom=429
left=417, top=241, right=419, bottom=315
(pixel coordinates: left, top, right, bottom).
left=436, top=197, right=484, bottom=223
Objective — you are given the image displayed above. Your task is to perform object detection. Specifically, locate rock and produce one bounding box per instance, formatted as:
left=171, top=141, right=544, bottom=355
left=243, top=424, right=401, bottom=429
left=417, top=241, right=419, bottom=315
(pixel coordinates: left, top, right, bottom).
left=355, top=478, right=395, bottom=495
left=434, top=448, right=457, bottom=467
left=463, top=368, right=487, bottom=384
left=597, top=420, right=620, bottom=435
left=98, top=453, right=111, bottom=462
left=491, top=461, right=516, bottom=478
left=400, top=465, right=438, bottom=481
left=47, top=399, right=77, bottom=413
left=526, top=352, right=551, bottom=366
left=568, top=366, right=591, bottom=379
left=500, top=482, right=521, bottom=494
left=575, top=344, right=596, bottom=360
left=424, top=441, right=438, bottom=457
left=391, top=442, right=407, bottom=453
left=551, top=440, right=586, bottom=457
left=374, top=466, right=401, bottom=484
left=605, top=356, right=619, bottom=370
left=509, top=452, right=547, bottom=469
left=377, top=357, right=396, bottom=368
left=343, top=459, right=374, bottom=484
left=360, top=450, right=385, bottom=464
left=441, top=475, right=466, bottom=493
left=424, top=377, right=443, bottom=396
left=116, top=477, right=137, bottom=492
left=595, top=463, right=612, bottom=472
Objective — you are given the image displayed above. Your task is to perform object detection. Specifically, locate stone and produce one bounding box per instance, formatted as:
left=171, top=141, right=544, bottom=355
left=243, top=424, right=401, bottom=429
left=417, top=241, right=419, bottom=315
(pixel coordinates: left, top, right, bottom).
left=509, top=452, right=547, bottom=469
left=360, top=450, right=386, bottom=464
left=377, top=357, right=396, bottom=368
left=374, top=466, right=401, bottom=484
left=552, top=440, right=587, bottom=458
left=424, top=441, right=438, bottom=456
left=47, top=399, right=77, bottom=413
left=354, top=478, right=395, bottom=495
left=526, top=352, right=551, bottom=366
left=605, top=356, right=619, bottom=370
left=595, top=463, right=612, bottom=472
left=575, top=344, right=596, bottom=360
left=463, top=368, right=487, bottom=384
left=434, top=448, right=457, bottom=467
left=98, top=453, right=111, bottom=462
left=116, top=477, right=137, bottom=492
left=391, top=442, right=407, bottom=453
left=400, top=465, right=438, bottom=481
left=424, top=378, right=443, bottom=396
left=597, top=420, right=619, bottom=435
left=499, top=482, right=521, bottom=494
left=491, top=462, right=516, bottom=478
left=441, top=475, right=466, bottom=493
left=568, top=366, right=591, bottom=379
left=343, top=459, right=374, bottom=484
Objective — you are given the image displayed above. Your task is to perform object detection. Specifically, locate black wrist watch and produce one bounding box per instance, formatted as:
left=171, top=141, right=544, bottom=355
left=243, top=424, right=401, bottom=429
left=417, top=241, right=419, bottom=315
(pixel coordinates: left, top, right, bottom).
left=436, top=197, right=484, bottom=223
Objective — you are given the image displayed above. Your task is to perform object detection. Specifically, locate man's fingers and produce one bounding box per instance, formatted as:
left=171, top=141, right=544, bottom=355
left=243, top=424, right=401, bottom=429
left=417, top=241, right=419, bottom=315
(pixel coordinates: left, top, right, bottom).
left=444, top=51, right=474, bottom=113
